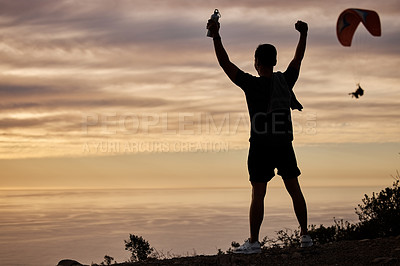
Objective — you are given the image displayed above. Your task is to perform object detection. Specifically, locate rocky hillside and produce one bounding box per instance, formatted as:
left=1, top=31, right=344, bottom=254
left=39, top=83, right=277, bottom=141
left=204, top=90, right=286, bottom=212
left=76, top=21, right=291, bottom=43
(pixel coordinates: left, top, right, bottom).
left=59, top=235, right=400, bottom=266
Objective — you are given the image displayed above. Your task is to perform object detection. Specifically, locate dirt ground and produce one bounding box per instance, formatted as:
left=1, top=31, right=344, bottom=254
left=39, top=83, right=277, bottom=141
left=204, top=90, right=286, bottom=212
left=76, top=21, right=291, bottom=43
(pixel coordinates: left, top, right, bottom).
left=116, top=235, right=400, bottom=265
left=59, top=235, right=400, bottom=266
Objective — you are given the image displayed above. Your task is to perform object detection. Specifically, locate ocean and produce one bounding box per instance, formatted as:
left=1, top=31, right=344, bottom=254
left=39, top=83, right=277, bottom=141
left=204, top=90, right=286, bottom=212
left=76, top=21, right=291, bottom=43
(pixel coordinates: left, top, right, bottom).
left=0, top=186, right=382, bottom=266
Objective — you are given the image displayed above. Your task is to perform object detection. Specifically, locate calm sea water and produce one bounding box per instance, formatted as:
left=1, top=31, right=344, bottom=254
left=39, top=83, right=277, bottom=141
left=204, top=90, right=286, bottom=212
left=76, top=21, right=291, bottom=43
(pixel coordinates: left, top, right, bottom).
left=0, top=186, right=382, bottom=266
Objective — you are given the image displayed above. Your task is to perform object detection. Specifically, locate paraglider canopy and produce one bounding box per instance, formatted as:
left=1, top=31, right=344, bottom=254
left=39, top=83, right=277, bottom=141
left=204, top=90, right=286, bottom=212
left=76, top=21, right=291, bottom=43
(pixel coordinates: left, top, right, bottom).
left=337, top=8, right=381, bottom=46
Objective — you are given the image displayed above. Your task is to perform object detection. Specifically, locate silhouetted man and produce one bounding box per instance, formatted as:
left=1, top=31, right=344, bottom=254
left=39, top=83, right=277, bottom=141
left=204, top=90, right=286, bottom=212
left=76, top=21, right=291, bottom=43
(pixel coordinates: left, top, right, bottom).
left=349, top=84, right=364, bottom=98
left=207, top=18, right=313, bottom=253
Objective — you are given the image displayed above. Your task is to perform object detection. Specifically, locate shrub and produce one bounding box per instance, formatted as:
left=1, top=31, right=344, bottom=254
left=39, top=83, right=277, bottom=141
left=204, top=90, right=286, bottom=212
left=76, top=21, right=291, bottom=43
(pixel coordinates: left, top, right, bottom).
left=124, top=234, right=154, bottom=262
left=355, top=179, right=400, bottom=238
left=307, top=218, right=358, bottom=245
left=274, top=228, right=300, bottom=248
left=100, top=255, right=114, bottom=265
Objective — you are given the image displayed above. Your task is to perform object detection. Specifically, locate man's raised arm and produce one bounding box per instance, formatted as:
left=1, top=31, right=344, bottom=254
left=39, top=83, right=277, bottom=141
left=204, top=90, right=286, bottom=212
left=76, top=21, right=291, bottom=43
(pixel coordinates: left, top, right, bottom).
left=207, top=19, right=239, bottom=83
left=288, top=20, right=308, bottom=71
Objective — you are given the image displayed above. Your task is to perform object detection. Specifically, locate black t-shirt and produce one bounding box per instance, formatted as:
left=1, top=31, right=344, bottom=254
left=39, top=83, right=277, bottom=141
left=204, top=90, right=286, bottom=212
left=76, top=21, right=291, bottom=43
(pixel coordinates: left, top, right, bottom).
left=234, top=67, right=299, bottom=144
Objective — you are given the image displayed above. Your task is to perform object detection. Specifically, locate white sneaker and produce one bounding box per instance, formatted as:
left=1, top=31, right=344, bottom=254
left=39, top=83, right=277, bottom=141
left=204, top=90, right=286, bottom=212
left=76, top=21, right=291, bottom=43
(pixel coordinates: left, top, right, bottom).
left=233, top=239, right=261, bottom=254
left=300, top=235, right=313, bottom=248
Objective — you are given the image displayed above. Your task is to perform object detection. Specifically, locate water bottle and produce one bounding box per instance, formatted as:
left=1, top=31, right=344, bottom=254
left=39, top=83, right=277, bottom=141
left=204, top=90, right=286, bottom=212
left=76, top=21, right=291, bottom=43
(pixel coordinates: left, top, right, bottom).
left=207, top=9, right=221, bottom=37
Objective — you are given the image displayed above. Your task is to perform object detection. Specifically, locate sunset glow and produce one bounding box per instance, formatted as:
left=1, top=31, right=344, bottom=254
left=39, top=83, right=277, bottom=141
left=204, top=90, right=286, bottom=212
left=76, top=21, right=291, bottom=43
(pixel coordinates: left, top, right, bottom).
left=0, top=0, right=399, bottom=188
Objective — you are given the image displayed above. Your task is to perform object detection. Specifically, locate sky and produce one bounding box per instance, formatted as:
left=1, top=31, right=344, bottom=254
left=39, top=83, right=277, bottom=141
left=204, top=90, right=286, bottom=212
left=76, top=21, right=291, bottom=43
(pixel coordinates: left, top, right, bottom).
left=0, top=0, right=399, bottom=188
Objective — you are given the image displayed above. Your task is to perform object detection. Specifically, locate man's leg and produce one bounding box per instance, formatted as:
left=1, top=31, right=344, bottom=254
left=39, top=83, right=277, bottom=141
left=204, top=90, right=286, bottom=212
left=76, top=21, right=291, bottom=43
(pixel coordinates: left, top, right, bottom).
left=233, top=183, right=265, bottom=254
left=283, top=177, right=308, bottom=235
left=250, top=181, right=267, bottom=242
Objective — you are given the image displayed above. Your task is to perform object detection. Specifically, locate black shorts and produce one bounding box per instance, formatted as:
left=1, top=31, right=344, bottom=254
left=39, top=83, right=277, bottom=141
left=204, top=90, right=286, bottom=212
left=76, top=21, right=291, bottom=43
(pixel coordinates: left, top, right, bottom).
left=247, top=141, right=301, bottom=183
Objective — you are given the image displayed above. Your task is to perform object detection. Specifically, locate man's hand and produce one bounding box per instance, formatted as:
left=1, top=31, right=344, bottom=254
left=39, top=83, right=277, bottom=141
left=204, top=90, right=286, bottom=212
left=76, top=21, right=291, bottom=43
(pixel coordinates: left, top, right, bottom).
left=207, top=19, right=220, bottom=38
left=295, top=20, right=308, bottom=35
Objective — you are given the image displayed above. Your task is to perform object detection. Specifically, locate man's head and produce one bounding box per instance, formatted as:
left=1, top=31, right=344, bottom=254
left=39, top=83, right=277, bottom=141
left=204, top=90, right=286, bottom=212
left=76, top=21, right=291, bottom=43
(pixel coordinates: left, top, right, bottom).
left=254, top=44, right=277, bottom=73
